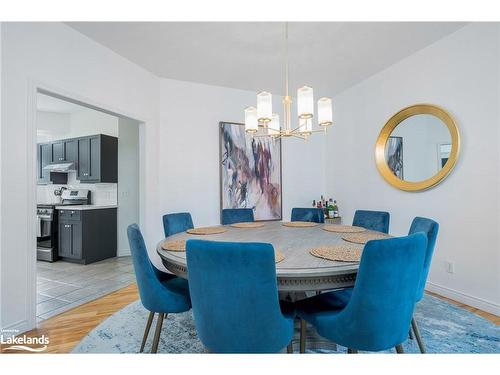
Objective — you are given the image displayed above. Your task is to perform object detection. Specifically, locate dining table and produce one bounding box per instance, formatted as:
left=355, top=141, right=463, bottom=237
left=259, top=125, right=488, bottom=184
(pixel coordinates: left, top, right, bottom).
left=156, top=220, right=362, bottom=294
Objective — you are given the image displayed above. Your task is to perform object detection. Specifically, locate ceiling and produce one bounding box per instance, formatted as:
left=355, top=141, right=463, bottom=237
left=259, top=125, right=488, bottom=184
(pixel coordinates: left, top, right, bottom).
left=67, top=22, right=467, bottom=96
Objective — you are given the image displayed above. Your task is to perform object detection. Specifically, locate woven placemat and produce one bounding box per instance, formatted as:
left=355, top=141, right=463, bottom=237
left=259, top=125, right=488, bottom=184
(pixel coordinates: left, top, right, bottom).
left=322, top=224, right=366, bottom=233
left=282, top=221, right=319, bottom=228
left=310, top=244, right=363, bottom=262
left=274, top=249, right=285, bottom=263
left=342, top=232, right=390, bottom=244
left=230, top=222, right=265, bottom=228
left=161, top=239, right=186, bottom=252
left=186, top=226, right=228, bottom=235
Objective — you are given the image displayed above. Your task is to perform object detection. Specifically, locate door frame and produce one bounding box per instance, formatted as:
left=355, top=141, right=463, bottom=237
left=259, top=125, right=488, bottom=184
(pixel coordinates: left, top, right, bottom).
left=26, top=79, right=148, bottom=330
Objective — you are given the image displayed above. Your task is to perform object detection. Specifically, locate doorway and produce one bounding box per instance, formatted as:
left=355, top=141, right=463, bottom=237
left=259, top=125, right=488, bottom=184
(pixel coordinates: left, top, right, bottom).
left=34, top=90, right=142, bottom=322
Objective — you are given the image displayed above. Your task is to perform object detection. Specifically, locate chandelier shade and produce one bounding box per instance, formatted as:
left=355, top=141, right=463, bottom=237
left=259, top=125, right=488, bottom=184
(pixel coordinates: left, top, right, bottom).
left=244, top=106, right=258, bottom=133
left=269, top=113, right=280, bottom=133
left=297, top=86, right=314, bottom=119
left=318, top=97, right=333, bottom=126
left=257, top=91, right=272, bottom=123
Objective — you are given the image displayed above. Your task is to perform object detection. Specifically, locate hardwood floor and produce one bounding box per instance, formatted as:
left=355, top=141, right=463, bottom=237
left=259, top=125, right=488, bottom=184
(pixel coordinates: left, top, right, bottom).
left=2, top=284, right=498, bottom=354
left=1, top=283, right=139, bottom=354
left=427, top=291, right=500, bottom=325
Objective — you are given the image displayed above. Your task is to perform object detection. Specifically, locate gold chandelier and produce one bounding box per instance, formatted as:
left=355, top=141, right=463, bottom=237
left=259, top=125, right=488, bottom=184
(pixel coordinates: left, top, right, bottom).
left=244, top=22, right=333, bottom=140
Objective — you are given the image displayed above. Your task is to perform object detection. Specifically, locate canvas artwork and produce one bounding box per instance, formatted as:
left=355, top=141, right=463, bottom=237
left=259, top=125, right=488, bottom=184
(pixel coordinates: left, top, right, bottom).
left=219, top=122, right=282, bottom=221
left=386, top=136, right=404, bottom=179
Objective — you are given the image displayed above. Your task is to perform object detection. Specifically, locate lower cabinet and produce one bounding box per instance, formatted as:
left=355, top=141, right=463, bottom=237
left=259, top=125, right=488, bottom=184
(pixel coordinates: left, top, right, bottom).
left=58, top=222, right=82, bottom=260
left=58, top=208, right=117, bottom=265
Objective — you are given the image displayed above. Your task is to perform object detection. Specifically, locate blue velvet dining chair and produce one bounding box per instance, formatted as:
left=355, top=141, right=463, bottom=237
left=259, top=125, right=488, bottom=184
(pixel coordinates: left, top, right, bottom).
left=185, top=239, right=295, bottom=353
left=352, top=209, right=390, bottom=233
left=407, top=216, right=439, bottom=353
left=221, top=208, right=255, bottom=225
left=127, top=224, right=191, bottom=353
left=296, top=233, right=427, bottom=353
left=162, top=212, right=194, bottom=237
left=291, top=207, right=325, bottom=223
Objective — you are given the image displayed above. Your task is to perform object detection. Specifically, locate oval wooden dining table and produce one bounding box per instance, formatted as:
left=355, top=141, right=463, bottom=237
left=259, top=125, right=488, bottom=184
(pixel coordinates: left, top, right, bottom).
left=156, top=221, right=360, bottom=293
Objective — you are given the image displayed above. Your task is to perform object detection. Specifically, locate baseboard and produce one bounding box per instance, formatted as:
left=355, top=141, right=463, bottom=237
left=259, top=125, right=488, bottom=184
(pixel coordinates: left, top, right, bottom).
left=117, top=249, right=131, bottom=257
left=426, top=282, right=500, bottom=316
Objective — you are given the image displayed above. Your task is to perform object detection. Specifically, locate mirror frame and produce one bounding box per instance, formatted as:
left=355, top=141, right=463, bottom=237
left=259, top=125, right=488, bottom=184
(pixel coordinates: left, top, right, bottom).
left=375, top=104, right=460, bottom=192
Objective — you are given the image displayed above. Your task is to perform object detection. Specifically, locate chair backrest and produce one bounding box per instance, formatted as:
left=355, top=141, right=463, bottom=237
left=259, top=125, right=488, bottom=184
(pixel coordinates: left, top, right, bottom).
left=352, top=210, right=390, bottom=233
left=291, top=207, right=325, bottom=223
left=186, top=240, right=293, bottom=353
left=334, top=233, right=427, bottom=351
left=221, top=208, right=254, bottom=225
left=127, top=224, right=165, bottom=312
left=162, top=212, right=194, bottom=237
left=408, top=217, right=439, bottom=301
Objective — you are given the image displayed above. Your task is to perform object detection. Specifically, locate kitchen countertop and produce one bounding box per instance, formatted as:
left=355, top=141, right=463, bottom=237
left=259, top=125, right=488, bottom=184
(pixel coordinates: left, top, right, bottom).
left=56, top=205, right=118, bottom=211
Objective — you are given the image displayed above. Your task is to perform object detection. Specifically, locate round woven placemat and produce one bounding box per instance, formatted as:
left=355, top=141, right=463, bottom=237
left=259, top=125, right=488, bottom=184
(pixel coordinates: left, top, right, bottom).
left=186, top=227, right=228, bottom=235
left=322, top=224, right=366, bottom=233
left=282, top=221, right=319, bottom=228
left=230, top=222, right=265, bottom=228
left=274, top=249, right=285, bottom=263
left=310, top=244, right=363, bottom=262
left=342, top=232, right=390, bottom=244
left=161, top=239, right=186, bottom=252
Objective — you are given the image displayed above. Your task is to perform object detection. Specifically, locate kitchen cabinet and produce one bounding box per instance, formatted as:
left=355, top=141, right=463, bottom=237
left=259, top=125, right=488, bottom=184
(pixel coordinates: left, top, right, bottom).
left=37, top=143, right=52, bottom=184
left=58, top=207, right=117, bottom=264
left=52, top=139, right=78, bottom=164
left=78, top=134, right=118, bottom=183
left=58, top=221, right=82, bottom=260
left=36, top=134, right=117, bottom=185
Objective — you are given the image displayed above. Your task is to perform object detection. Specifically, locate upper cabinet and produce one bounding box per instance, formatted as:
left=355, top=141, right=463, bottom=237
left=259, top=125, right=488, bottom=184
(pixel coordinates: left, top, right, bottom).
left=78, top=134, right=118, bottom=183
left=37, top=134, right=118, bottom=185
left=37, top=143, right=53, bottom=184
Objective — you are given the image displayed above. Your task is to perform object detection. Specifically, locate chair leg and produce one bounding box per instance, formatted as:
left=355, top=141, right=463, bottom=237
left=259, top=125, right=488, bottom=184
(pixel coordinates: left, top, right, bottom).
left=299, top=319, right=307, bottom=353
left=151, top=312, right=166, bottom=353
left=411, top=317, right=426, bottom=353
left=408, top=326, right=414, bottom=340
left=347, top=348, right=358, bottom=354
left=395, top=344, right=404, bottom=353
left=287, top=341, right=293, bottom=353
left=140, top=311, right=155, bottom=353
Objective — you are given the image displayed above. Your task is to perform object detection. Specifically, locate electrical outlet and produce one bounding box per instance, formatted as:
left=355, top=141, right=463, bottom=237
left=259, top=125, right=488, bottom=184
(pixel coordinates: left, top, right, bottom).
left=445, top=261, right=455, bottom=274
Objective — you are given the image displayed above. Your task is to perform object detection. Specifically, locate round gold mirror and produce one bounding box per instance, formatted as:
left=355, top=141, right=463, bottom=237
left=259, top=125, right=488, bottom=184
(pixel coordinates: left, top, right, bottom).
left=375, top=104, right=460, bottom=192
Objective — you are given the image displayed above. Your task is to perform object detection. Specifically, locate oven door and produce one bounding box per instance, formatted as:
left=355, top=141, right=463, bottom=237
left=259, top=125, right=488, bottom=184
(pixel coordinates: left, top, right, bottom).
left=37, top=213, right=53, bottom=239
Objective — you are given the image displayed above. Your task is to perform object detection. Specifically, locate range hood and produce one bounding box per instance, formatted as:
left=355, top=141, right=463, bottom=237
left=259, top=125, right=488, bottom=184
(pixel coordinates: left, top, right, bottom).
left=43, top=162, right=75, bottom=173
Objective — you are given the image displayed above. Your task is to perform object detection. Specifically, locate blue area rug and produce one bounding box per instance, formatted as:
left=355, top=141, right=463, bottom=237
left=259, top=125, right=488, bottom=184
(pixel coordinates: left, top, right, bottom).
left=72, top=294, right=499, bottom=353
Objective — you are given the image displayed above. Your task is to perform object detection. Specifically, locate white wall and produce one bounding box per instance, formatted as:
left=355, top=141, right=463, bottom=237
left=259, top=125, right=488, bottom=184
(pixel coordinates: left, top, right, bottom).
left=0, top=22, right=160, bottom=333
left=117, top=117, right=140, bottom=256
left=156, top=78, right=326, bottom=267
left=36, top=111, right=71, bottom=142
left=326, top=23, right=500, bottom=315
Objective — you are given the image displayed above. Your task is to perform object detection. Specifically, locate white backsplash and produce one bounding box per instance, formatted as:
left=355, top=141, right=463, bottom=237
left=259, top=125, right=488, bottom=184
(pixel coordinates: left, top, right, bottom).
left=37, top=171, right=117, bottom=206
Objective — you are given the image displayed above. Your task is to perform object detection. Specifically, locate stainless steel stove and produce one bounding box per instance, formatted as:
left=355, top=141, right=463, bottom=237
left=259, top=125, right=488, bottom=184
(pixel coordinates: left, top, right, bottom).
left=37, top=189, right=91, bottom=262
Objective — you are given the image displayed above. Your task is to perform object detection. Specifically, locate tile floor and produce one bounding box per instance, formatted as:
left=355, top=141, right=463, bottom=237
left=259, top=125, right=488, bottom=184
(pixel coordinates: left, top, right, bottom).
left=36, top=256, right=135, bottom=322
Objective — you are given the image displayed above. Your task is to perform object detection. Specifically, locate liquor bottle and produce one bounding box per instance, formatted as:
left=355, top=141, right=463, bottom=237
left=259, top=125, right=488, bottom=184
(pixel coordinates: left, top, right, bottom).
left=333, top=200, right=339, bottom=218
left=327, top=199, right=334, bottom=219
left=312, top=200, right=316, bottom=207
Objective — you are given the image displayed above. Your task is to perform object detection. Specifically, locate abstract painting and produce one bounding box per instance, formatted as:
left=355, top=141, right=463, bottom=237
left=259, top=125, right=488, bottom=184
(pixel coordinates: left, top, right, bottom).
left=219, top=122, right=282, bottom=221
left=386, top=136, right=404, bottom=179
